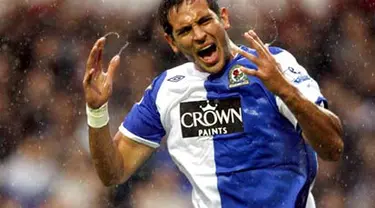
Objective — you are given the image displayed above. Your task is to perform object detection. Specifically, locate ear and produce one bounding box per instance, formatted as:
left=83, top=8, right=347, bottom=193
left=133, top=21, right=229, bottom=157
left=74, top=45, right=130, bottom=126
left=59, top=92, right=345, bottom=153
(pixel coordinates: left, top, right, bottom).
left=164, top=33, right=180, bottom=53
left=220, top=7, right=230, bottom=30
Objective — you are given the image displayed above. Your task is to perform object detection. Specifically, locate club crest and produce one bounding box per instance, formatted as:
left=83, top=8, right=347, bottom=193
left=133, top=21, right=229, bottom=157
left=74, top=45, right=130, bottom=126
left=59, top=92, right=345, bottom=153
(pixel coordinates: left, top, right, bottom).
left=229, top=65, right=249, bottom=88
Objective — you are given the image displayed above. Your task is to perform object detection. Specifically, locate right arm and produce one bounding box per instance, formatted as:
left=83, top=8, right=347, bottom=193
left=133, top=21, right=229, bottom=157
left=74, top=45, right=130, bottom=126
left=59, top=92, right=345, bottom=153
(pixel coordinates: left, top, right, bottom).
left=83, top=36, right=155, bottom=186
left=89, top=127, right=154, bottom=186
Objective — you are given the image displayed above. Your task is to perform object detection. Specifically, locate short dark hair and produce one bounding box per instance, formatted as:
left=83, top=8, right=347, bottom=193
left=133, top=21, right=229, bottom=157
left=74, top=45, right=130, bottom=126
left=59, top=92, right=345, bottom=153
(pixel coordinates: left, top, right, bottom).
left=157, top=0, right=221, bottom=36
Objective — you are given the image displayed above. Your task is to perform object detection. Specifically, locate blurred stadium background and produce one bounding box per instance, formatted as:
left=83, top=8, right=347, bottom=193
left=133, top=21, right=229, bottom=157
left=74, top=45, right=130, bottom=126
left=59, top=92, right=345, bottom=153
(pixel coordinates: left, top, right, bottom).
left=0, top=0, right=375, bottom=207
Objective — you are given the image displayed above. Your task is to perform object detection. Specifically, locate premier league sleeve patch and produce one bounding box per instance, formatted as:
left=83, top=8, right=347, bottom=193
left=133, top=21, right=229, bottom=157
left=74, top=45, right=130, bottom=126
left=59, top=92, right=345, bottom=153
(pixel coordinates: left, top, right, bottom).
left=229, top=65, right=250, bottom=88
left=179, top=98, right=244, bottom=138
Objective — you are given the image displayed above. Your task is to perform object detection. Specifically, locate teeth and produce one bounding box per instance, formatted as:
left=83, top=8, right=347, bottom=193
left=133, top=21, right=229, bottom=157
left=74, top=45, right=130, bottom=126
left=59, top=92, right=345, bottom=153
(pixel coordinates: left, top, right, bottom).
left=200, top=44, right=213, bottom=51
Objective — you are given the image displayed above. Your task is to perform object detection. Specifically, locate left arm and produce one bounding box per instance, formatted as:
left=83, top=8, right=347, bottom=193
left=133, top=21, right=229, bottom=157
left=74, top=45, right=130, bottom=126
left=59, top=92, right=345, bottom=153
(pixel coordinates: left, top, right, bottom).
left=237, top=30, right=344, bottom=161
left=278, top=84, right=343, bottom=161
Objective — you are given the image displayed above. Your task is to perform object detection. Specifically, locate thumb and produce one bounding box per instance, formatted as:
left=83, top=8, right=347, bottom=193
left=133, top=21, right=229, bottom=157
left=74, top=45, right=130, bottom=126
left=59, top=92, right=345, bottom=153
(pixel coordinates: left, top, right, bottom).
left=107, top=55, right=120, bottom=82
left=83, top=68, right=95, bottom=87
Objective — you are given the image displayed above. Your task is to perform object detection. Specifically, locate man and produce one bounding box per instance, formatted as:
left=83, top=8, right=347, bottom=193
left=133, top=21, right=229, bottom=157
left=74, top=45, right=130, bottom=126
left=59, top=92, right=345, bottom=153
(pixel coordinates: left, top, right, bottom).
left=82, top=0, right=344, bottom=207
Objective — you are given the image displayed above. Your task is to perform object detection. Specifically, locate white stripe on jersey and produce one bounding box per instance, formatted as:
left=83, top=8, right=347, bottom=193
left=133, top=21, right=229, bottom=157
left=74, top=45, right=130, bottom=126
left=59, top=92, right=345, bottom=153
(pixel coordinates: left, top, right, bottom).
left=155, top=63, right=222, bottom=208
left=306, top=192, right=316, bottom=208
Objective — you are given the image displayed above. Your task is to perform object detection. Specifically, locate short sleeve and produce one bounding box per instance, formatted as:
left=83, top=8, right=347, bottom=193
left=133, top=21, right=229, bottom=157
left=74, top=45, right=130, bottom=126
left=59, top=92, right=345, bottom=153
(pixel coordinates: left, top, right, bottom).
left=272, top=48, right=328, bottom=130
left=119, top=73, right=167, bottom=148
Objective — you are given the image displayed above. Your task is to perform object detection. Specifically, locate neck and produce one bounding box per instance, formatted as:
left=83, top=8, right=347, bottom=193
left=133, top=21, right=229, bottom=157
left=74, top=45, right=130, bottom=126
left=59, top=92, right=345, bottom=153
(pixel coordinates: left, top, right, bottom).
left=228, top=40, right=241, bottom=60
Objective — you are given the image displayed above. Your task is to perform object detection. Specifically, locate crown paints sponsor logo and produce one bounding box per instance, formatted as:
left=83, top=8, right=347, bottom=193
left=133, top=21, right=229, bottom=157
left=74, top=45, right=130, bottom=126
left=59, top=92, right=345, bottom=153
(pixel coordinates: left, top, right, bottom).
left=180, top=98, right=244, bottom=138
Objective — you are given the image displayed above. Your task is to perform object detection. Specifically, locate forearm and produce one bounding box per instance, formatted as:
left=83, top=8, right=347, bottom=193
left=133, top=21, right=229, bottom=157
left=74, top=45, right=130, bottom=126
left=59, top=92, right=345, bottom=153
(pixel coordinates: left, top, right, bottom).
left=89, top=125, right=124, bottom=186
left=279, top=86, right=344, bottom=161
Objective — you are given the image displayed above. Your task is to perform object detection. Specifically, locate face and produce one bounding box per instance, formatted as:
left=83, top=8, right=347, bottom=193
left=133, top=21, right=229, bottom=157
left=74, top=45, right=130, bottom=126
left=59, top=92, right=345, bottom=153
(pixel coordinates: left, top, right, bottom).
left=165, top=0, right=232, bottom=74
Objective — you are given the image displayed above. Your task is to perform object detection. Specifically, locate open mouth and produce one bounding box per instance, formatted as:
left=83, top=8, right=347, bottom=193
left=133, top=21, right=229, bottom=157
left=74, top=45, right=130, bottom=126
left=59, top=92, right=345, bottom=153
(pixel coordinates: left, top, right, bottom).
left=197, top=44, right=218, bottom=65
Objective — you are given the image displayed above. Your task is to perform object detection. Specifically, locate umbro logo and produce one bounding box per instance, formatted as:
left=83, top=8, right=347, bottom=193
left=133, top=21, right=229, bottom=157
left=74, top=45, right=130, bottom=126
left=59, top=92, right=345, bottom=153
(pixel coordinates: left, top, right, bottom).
left=167, top=75, right=185, bottom=82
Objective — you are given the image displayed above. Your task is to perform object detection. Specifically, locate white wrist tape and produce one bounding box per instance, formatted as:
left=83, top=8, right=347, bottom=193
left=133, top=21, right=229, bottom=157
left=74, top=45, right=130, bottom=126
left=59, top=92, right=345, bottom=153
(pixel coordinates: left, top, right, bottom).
left=86, top=102, right=109, bottom=128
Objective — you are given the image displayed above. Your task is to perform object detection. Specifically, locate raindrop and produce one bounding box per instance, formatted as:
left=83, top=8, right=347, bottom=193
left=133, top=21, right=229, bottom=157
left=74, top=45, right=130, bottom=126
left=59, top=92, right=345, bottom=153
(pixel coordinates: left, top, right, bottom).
left=1, top=43, right=8, bottom=51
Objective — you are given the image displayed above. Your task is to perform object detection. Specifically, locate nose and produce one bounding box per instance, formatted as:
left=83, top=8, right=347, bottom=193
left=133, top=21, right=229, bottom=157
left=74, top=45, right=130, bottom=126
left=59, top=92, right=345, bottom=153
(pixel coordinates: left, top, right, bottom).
left=192, top=25, right=206, bottom=43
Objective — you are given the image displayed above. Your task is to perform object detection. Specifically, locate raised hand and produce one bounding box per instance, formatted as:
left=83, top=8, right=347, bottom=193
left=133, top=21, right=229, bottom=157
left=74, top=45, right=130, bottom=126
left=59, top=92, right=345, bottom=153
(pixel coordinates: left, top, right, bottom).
left=83, top=36, right=120, bottom=109
left=236, top=30, right=293, bottom=97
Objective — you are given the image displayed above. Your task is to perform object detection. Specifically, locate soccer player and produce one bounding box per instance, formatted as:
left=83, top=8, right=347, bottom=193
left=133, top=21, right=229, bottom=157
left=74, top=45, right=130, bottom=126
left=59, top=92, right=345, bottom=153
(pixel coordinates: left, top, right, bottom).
left=82, top=0, right=344, bottom=207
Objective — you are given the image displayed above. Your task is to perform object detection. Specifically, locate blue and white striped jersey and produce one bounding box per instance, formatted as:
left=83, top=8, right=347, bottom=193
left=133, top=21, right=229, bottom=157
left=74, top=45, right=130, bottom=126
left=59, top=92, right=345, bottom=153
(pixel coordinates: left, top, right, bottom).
left=119, top=46, right=326, bottom=208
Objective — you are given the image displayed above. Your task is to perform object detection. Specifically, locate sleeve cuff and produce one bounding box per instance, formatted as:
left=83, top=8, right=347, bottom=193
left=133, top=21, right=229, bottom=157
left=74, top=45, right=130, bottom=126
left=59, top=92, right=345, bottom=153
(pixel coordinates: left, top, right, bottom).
left=118, top=124, right=160, bottom=148
left=315, top=96, right=328, bottom=109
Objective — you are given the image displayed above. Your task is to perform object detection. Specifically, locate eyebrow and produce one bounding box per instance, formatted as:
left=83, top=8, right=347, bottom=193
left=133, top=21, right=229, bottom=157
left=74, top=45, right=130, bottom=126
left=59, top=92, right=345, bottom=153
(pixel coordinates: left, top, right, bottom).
left=175, top=14, right=213, bottom=33
left=197, top=15, right=212, bottom=24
